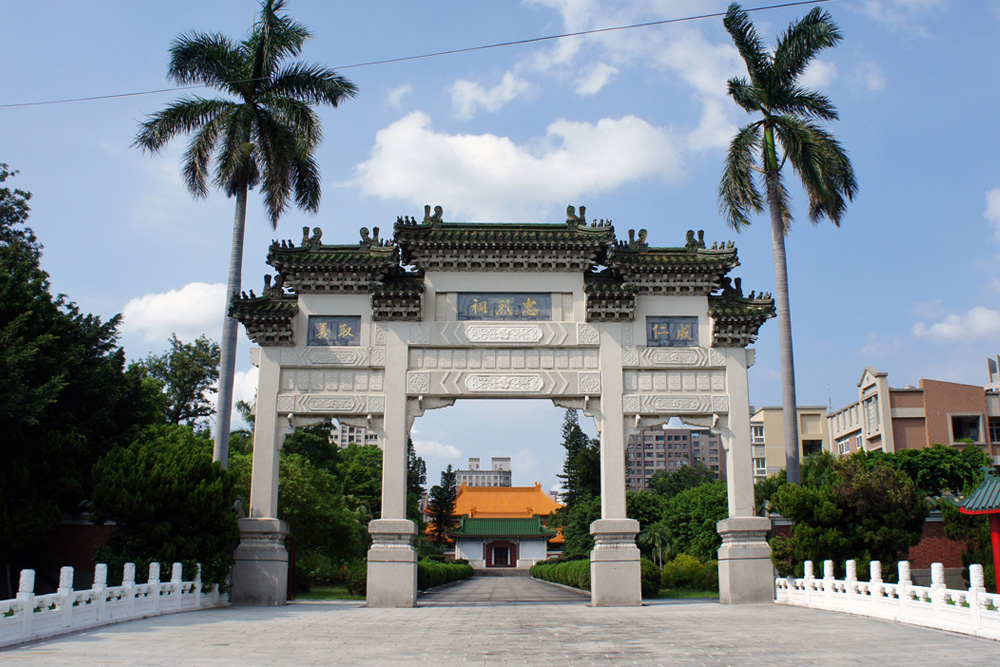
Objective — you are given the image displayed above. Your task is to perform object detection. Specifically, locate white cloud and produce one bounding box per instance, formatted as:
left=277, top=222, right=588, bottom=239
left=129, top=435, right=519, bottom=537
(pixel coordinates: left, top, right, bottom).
left=349, top=111, right=683, bottom=220
left=856, top=333, right=905, bottom=359
left=800, top=60, right=838, bottom=90
left=985, top=188, right=1000, bottom=245
left=859, top=0, right=945, bottom=34
left=451, top=72, right=533, bottom=119
left=575, top=63, right=618, bottom=95
left=121, top=282, right=226, bottom=343
left=413, top=438, right=462, bottom=460
left=912, top=307, right=1000, bottom=343
left=385, top=84, right=412, bottom=110
left=859, top=63, right=887, bottom=92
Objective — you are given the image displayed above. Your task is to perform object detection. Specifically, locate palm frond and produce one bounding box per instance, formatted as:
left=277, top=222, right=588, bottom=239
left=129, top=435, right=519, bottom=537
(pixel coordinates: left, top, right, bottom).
left=264, top=97, right=321, bottom=147
left=266, top=62, right=359, bottom=107
left=718, top=121, right=764, bottom=230
left=133, top=97, right=235, bottom=153
left=249, top=0, right=311, bottom=84
left=168, top=32, right=245, bottom=94
left=773, top=7, right=842, bottom=88
left=723, top=3, right=769, bottom=86
left=290, top=151, right=321, bottom=213
left=726, top=77, right=764, bottom=115
left=252, top=108, right=301, bottom=225
left=772, top=115, right=856, bottom=226
left=768, top=86, right=838, bottom=120
left=181, top=110, right=231, bottom=197
left=214, top=105, right=258, bottom=197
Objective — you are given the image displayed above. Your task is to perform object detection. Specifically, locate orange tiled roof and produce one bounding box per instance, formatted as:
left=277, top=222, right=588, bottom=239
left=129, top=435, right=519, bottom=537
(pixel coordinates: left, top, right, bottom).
left=452, top=483, right=563, bottom=519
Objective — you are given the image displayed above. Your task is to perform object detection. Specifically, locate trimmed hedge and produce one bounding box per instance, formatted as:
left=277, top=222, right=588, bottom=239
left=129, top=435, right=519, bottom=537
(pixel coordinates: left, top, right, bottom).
left=640, top=557, right=661, bottom=598
left=417, top=558, right=474, bottom=590
left=530, top=558, right=591, bottom=590
left=660, top=554, right=719, bottom=591
left=343, top=558, right=474, bottom=595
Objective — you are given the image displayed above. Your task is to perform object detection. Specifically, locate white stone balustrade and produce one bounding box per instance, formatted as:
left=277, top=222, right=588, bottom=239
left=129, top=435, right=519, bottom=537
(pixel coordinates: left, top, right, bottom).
left=0, top=562, right=225, bottom=649
left=775, top=559, right=1000, bottom=641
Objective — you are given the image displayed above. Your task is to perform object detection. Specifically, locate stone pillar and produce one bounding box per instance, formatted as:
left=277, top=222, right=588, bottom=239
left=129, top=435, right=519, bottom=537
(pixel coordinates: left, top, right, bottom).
left=367, top=322, right=418, bottom=607
left=233, top=347, right=290, bottom=606
left=590, top=324, right=641, bottom=606
left=232, top=517, right=289, bottom=606
left=717, top=347, right=773, bottom=604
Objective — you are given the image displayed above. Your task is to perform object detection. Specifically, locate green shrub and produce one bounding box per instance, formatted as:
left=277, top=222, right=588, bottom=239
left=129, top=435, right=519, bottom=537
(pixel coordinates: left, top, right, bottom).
left=416, top=558, right=474, bottom=590
left=529, top=558, right=591, bottom=590
left=640, top=557, right=661, bottom=598
left=661, top=554, right=718, bottom=591
left=346, top=560, right=367, bottom=596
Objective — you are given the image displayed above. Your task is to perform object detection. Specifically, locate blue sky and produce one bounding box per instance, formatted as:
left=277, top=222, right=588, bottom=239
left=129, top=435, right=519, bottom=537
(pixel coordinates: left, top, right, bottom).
left=3, top=0, right=999, bottom=492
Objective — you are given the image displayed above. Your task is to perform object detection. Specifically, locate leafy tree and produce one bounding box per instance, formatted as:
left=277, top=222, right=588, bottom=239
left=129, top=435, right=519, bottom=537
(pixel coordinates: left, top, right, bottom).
left=638, top=521, right=671, bottom=568
left=942, top=461, right=997, bottom=592
left=649, top=464, right=716, bottom=500
left=626, top=491, right=665, bottom=531
left=659, top=482, right=729, bottom=562
left=881, top=444, right=990, bottom=498
left=0, top=166, right=160, bottom=593
left=135, top=333, right=220, bottom=428
left=283, top=422, right=339, bottom=473
left=134, top=0, right=358, bottom=466
left=338, top=444, right=383, bottom=518
left=92, top=425, right=239, bottom=586
left=427, top=465, right=458, bottom=545
left=557, top=409, right=601, bottom=506
left=560, top=496, right=602, bottom=559
left=769, top=454, right=927, bottom=577
left=719, top=3, right=856, bottom=484
left=408, top=436, right=427, bottom=523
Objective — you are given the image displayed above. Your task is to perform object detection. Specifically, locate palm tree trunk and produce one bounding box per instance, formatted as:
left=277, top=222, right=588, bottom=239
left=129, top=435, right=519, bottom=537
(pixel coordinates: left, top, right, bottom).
left=213, top=183, right=249, bottom=468
left=765, top=168, right=801, bottom=485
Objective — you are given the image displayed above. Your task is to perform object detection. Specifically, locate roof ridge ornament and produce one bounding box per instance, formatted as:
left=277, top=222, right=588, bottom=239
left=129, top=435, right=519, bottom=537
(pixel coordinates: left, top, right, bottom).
left=423, top=204, right=444, bottom=225
left=616, top=228, right=648, bottom=250
left=300, top=226, right=323, bottom=249
left=566, top=204, right=586, bottom=226
left=360, top=226, right=388, bottom=248
left=262, top=273, right=285, bottom=297
left=685, top=230, right=707, bottom=251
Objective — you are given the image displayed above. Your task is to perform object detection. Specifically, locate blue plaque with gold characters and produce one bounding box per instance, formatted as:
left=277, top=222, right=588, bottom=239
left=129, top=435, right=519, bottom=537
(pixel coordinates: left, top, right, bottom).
left=646, top=316, right=698, bottom=347
left=307, top=315, right=361, bottom=346
left=457, top=293, right=551, bottom=321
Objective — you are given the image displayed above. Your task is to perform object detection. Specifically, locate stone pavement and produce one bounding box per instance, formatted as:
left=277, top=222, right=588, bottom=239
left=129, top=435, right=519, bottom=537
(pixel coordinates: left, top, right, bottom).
left=2, top=576, right=998, bottom=666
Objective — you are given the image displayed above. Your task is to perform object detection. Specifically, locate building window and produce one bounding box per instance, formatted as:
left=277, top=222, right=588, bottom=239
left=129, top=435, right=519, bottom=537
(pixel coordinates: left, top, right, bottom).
left=863, top=395, right=880, bottom=434
left=753, top=458, right=766, bottom=476
left=837, top=437, right=851, bottom=455
left=951, top=415, right=983, bottom=444
left=991, top=418, right=1000, bottom=445
left=751, top=425, right=765, bottom=444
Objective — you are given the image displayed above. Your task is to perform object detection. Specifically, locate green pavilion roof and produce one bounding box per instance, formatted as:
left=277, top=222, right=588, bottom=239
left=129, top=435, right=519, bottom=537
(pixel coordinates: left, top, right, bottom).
left=447, top=516, right=557, bottom=538
left=957, top=468, right=1000, bottom=515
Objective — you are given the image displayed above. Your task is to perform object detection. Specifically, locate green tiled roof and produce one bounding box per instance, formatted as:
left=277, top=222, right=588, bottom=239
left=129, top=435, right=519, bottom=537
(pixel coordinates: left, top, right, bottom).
left=448, top=516, right=557, bottom=538
left=957, top=468, right=1000, bottom=515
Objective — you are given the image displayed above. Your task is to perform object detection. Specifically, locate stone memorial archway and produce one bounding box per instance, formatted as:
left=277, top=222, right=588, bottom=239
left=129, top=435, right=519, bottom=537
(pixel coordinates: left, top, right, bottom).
left=230, top=206, right=776, bottom=607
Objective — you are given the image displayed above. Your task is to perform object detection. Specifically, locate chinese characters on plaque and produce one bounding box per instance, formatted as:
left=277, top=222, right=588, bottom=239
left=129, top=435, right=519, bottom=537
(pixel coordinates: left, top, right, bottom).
left=307, top=315, right=361, bottom=346
left=457, top=293, right=551, bottom=321
left=646, top=316, right=698, bottom=347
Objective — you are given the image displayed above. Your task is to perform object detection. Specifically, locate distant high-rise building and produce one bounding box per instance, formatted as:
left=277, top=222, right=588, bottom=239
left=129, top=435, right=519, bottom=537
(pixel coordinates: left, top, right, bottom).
left=455, top=457, right=512, bottom=487
left=625, top=426, right=725, bottom=492
left=331, top=421, right=380, bottom=448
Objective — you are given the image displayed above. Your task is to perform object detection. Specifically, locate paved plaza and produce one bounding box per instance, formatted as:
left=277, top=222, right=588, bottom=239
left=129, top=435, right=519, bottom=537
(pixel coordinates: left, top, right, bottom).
left=2, top=575, right=998, bottom=666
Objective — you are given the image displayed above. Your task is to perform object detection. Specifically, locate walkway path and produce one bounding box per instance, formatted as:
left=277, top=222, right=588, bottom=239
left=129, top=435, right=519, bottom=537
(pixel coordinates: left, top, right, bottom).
left=1, top=577, right=997, bottom=666
left=419, top=572, right=589, bottom=605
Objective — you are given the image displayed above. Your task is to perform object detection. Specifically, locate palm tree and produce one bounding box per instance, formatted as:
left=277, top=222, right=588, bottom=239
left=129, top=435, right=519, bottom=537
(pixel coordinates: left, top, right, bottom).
left=134, top=0, right=357, bottom=467
left=718, top=3, right=856, bottom=485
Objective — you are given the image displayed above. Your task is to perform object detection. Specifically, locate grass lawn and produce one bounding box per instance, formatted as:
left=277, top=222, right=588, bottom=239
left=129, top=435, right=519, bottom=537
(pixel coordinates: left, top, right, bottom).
left=657, top=589, right=719, bottom=599
left=293, top=586, right=364, bottom=601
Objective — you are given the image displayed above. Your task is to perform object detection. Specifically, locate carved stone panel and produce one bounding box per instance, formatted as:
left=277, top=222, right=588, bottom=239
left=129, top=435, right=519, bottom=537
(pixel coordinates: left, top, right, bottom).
left=622, top=347, right=726, bottom=369
left=408, top=347, right=599, bottom=372
left=623, top=370, right=726, bottom=394
left=465, top=325, right=543, bottom=343
left=280, top=369, right=385, bottom=393
left=464, top=375, right=544, bottom=392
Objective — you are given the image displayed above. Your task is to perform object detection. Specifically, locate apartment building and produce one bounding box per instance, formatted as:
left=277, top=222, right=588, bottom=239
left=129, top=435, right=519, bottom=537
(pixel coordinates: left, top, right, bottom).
left=626, top=426, right=726, bottom=492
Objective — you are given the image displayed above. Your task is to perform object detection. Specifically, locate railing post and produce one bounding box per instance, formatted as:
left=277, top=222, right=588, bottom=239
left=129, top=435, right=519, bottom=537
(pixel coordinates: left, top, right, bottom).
left=194, top=563, right=203, bottom=607
left=803, top=560, right=814, bottom=605
left=148, top=563, right=161, bottom=615
left=123, top=562, right=136, bottom=618
left=930, top=562, right=946, bottom=611
left=93, top=563, right=108, bottom=622
left=16, top=569, right=35, bottom=641
left=870, top=560, right=883, bottom=615
left=823, top=560, right=835, bottom=606
left=57, top=566, right=74, bottom=629
left=898, top=560, right=912, bottom=624
left=171, top=563, right=183, bottom=611
left=968, top=564, right=985, bottom=633
left=845, top=560, right=857, bottom=603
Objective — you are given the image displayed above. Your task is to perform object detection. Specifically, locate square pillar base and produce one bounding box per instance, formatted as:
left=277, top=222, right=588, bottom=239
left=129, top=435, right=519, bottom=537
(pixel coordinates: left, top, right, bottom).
left=232, top=517, right=289, bottom=606
left=590, top=518, right=641, bottom=606
left=366, top=519, right=418, bottom=608
left=717, top=516, right=774, bottom=604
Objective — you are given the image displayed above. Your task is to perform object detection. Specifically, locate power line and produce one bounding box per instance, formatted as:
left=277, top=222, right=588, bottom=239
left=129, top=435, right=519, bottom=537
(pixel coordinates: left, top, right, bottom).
left=0, top=0, right=831, bottom=110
